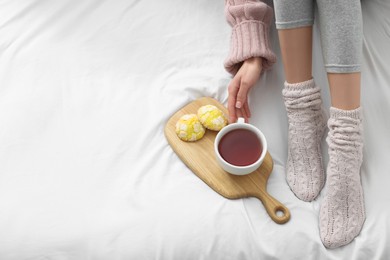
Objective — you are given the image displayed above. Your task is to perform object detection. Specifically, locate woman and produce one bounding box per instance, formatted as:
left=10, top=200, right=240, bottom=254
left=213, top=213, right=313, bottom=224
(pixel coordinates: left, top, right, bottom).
left=224, top=0, right=364, bottom=248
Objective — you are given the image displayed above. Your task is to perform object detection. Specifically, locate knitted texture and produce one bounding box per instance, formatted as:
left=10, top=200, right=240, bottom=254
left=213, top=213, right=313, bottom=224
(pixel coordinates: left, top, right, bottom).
left=282, top=79, right=326, bottom=201
left=224, top=0, right=276, bottom=74
left=320, top=107, right=365, bottom=248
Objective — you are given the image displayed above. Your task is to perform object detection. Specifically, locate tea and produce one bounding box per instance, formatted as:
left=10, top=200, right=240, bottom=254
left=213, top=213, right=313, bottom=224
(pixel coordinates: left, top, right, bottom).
left=218, top=129, right=262, bottom=166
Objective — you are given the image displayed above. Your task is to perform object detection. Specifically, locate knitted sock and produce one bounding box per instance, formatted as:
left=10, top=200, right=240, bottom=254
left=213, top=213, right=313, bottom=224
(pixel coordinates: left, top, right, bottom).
left=320, top=107, right=365, bottom=248
left=282, top=79, right=326, bottom=201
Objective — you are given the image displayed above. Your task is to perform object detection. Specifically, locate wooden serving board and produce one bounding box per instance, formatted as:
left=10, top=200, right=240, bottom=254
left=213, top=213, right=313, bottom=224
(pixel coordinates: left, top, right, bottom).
left=165, top=97, right=290, bottom=224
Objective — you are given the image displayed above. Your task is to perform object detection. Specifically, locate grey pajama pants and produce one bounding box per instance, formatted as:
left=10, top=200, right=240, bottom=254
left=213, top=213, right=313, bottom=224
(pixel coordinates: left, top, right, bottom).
left=273, top=0, right=363, bottom=73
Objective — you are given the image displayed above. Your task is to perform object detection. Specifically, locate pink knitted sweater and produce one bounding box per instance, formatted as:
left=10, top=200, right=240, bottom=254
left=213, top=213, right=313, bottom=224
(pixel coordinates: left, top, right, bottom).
left=224, top=0, right=276, bottom=74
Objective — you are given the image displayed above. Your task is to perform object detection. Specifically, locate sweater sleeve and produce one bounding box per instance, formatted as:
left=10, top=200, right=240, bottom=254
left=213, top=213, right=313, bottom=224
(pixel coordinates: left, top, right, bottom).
left=224, top=0, right=276, bottom=75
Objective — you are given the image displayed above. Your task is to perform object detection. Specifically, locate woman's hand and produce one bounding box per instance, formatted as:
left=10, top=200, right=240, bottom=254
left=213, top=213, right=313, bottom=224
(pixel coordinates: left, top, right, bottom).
left=227, top=57, right=263, bottom=123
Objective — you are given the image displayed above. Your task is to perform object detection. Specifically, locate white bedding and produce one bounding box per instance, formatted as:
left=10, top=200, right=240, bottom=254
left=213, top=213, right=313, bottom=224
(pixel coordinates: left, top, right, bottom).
left=0, top=0, right=389, bottom=259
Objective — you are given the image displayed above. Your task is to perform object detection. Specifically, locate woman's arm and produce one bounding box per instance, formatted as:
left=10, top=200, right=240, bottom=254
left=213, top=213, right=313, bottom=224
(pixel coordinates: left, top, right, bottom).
left=224, top=0, right=276, bottom=123
left=224, top=0, right=276, bottom=75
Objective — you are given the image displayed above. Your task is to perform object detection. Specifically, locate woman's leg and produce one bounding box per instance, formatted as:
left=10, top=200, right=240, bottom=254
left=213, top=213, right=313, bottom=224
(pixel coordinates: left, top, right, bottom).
left=278, top=26, right=313, bottom=84
left=275, top=0, right=314, bottom=83
left=317, top=0, right=365, bottom=249
left=328, top=73, right=361, bottom=110
left=274, top=0, right=326, bottom=202
left=317, top=0, right=362, bottom=110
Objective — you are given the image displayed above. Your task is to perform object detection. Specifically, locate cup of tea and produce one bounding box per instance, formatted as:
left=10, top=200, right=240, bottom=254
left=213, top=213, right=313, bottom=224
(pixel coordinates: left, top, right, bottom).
left=214, top=117, right=267, bottom=175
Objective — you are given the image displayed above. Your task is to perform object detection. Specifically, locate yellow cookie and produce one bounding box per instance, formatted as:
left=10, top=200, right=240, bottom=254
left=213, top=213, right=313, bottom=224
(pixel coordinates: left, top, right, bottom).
left=197, top=105, right=227, bottom=131
left=175, top=114, right=206, bottom=142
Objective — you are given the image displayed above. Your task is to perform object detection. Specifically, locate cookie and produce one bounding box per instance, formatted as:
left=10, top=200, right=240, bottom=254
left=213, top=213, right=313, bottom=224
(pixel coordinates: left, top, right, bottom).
left=175, top=114, right=206, bottom=141
left=197, top=105, right=227, bottom=131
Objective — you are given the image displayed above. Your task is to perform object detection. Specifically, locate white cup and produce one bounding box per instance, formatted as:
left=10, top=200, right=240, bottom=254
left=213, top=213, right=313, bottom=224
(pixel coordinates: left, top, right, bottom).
left=214, top=117, right=267, bottom=175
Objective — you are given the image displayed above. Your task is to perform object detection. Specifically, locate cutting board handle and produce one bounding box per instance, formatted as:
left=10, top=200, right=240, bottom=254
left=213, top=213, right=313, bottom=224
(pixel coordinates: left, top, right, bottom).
left=252, top=190, right=291, bottom=224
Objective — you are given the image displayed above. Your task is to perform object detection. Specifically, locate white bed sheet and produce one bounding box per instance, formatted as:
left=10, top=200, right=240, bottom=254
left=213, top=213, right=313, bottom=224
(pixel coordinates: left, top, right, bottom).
left=0, top=0, right=389, bottom=259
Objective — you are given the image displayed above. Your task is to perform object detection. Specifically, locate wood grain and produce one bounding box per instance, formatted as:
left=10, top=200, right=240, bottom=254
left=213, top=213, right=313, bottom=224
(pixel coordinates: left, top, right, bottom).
left=165, top=97, right=290, bottom=224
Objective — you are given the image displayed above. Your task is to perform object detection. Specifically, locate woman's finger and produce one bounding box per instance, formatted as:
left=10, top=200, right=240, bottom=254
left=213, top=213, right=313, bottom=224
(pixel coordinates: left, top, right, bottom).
left=243, top=101, right=251, bottom=118
left=235, top=107, right=243, bottom=122
left=228, top=77, right=240, bottom=123
left=240, top=107, right=249, bottom=122
left=235, top=80, right=249, bottom=109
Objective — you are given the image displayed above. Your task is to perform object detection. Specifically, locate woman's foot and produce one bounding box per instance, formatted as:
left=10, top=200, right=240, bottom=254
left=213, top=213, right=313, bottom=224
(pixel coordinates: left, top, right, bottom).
left=283, top=79, right=326, bottom=201
left=320, top=107, right=365, bottom=248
